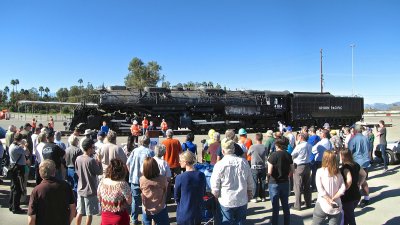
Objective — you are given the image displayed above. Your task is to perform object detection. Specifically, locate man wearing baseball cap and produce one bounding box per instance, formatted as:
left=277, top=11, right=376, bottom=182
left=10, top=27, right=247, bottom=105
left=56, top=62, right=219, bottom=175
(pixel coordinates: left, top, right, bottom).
left=42, top=130, right=66, bottom=180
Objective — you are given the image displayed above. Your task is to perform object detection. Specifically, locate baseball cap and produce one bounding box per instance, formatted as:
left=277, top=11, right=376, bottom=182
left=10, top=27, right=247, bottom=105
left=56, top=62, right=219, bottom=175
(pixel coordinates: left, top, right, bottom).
left=45, top=130, right=55, bottom=138
left=238, top=128, right=247, bottom=135
left=82, top=138, right=95, bottom=151
left=97, top=131, right=106, bottom=137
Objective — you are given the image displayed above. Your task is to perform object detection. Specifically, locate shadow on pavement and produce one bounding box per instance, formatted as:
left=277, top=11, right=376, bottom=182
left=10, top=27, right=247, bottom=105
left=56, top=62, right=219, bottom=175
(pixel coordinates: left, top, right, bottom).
left=368, top=167, right=399, bottom=180
left=0, top=188, right=10, bottom=209
left=355, top=206, right=375, bottom=217
left=384, top=216, right=400, bottom=225
left=246, top=206, right=272, bottom=224
left=246, top=208, right=313, bottom=225
left=291, top=213, right=313, bottom=225
left=369, top=185, right=389, bottom=194
left=370, top=188, right=400, bottom=205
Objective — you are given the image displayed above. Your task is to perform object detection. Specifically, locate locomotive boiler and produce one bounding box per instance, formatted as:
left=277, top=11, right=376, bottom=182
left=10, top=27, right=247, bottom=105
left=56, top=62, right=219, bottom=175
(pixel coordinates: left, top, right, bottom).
left=68, top=86, right=364, bottom=133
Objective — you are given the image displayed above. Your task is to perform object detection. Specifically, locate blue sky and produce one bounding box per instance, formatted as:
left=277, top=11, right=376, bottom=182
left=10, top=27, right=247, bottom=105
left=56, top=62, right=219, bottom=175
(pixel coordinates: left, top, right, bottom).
left=1, top=0, right=399, bottom=104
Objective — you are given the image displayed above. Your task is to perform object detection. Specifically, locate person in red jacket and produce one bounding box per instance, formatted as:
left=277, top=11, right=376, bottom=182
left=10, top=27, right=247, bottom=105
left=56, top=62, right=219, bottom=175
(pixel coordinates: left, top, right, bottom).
left=130, top=120, right=140, bottom=145
left=142, top=116, right=149, bottom=135
left=31, top=118, right=37, bottom=132
left=160, top=119, right=168, bottom=138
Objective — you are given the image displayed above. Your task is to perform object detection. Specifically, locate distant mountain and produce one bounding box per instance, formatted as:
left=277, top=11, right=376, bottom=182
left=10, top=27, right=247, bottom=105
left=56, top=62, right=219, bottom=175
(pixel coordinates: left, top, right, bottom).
left=364, top=102, right=400, bottom=111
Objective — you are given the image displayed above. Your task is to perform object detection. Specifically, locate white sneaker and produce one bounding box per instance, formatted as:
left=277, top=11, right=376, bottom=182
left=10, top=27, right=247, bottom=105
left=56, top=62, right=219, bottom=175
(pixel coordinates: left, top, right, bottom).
left=250, top=198, right=258, bottom=203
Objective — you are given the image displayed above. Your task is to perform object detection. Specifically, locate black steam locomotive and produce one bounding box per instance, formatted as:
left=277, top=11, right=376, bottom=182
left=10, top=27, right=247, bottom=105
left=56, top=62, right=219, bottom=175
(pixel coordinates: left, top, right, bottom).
left=69, top=86, right=364, bottom=133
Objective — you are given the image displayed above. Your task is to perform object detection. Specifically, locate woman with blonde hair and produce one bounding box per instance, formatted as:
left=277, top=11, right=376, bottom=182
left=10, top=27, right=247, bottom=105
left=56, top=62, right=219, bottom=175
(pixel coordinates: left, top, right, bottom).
left=312, top=150, right=346, bottom=225
left=174, top=151, right=206, bottom=225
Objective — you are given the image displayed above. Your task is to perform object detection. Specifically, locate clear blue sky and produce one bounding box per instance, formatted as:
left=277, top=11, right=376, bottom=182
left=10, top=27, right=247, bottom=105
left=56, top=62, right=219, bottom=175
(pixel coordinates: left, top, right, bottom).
left=1, top=0, right=399, bottom=104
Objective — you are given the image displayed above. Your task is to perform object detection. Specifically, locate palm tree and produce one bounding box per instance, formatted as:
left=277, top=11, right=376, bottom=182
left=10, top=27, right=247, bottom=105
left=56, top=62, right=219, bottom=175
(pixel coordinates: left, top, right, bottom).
left=4, top=86, right=9, bottom=95
left=78, top=78, right=83, bottom=97
left=44, top=87, right=50, bottom=98
left=15, top=79, right=19, bottom=92
left=39, top=86, right=44, bottom=98
left=78, top=78, right=83, bottom=88
left=10, top=79, right=16, bottom=93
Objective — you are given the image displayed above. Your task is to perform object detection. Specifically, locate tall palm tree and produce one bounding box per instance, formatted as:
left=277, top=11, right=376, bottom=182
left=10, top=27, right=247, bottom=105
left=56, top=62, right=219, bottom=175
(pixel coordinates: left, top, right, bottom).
left=78, top=78, right=83, bottom=87
left=39, top=86, right=44, bottom=98
left=10, top=79, right=16, bottom=93
left=44, top=87, right=50, bottom=98
left=15, top=79, right=19, bottom=92
left=78, top=78, right=83, bottom=97
left=4, top=86, right=9, bottom=95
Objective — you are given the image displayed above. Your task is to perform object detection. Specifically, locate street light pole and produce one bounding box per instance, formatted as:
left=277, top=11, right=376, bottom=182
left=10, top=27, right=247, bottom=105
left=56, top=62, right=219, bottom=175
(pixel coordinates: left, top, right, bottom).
left=350, top=44, right=356, bottom=96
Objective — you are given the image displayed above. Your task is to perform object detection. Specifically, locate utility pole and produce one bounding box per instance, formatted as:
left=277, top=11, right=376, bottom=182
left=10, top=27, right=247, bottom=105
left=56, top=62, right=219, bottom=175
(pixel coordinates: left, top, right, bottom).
left=350, top=44, right=356, bottom=96
left=320, top=49, right=323, bottom=93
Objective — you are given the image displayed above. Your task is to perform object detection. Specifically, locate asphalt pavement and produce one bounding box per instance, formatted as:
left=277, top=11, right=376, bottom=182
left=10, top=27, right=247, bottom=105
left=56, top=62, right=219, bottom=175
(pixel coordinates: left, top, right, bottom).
left=0, top=163, right=399, bottom=225
left=1, top=113, right=400, bottom=224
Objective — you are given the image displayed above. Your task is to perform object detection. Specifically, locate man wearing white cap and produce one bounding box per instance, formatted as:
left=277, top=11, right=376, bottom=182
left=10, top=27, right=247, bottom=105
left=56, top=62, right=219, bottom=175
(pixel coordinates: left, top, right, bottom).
left=130, top=120, right=140, bottom=145
left=79, top=129, right=93, bottom=151
left=264, top=130, right=275, bottom=156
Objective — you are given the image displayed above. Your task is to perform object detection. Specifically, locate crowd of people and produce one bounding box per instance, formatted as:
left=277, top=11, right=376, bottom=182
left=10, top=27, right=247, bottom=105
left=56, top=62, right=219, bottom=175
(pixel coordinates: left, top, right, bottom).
left=0, top=116, right=391, bottom=225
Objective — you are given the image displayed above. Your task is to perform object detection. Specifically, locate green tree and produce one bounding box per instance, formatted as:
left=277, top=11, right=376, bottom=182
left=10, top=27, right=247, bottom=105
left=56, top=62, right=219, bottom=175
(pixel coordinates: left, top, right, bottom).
left=78, top=78, right=83, bottom=87
left=175, top=83, right=183, bottom=89
left=125, top=57, right=162, bottom=90
left=22, top=89, right=30, bottom=99
left=15, top=79, right=19, bottom=92
left=161, top=81, right=171, bottom=88
left=10, top=79, right=16, bottom=93
left=78, top=78, right=83, bottom=97
left=215, top=83, right=221, bottom=89
left=68, top=85, right=81, bottom=102
left=39, top=86, right=44, bottom=98
left=44, top=87, right=50, bottom=98
left=56, top=88, right=69, bottom=102
left=4, top=86, right=9, bottom=101
left=28, top=88, right=39, bottom=100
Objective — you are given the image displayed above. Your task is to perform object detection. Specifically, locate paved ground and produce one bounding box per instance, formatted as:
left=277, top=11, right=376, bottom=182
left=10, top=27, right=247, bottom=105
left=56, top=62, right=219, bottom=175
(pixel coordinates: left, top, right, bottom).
left=0, top=164, right=399, bottom=225
left=1, top=113, right=400, bottom=224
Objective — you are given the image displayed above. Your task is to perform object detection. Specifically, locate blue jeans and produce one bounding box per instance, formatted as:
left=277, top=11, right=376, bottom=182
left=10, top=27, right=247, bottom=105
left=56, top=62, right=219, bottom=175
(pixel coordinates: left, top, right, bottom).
left=380, top=144, right=388, bottom=169
left=219, top=204, right=247, bottom=225
left=142, top=207, right=169, bottom=225
left=131, top=183, right=141, bottom=224
left=269, top=182, right=290, bottom=225
left=251, top=169, right=266, bottom=199
left=66, top=167, right=78, bottom=199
